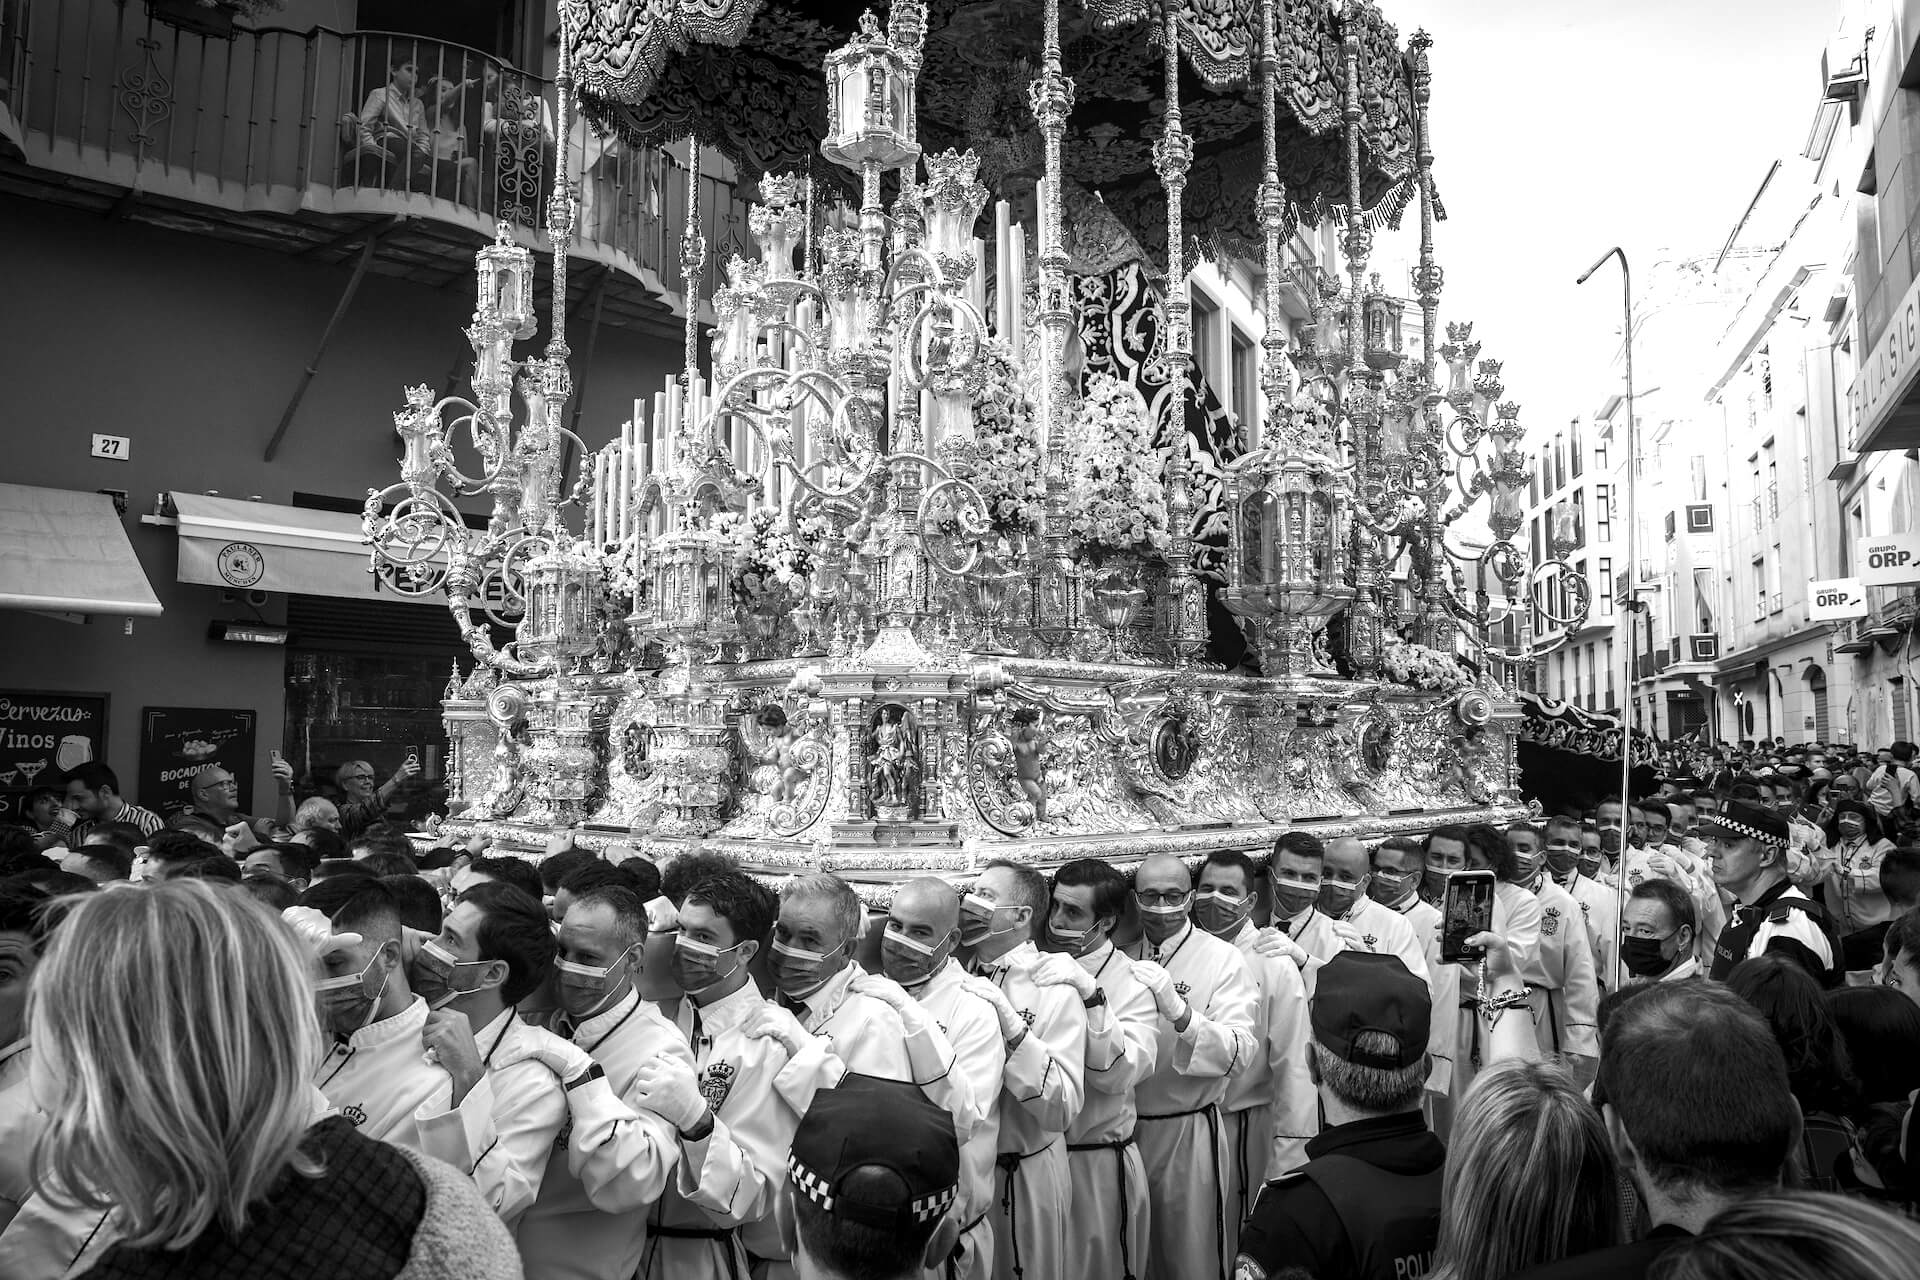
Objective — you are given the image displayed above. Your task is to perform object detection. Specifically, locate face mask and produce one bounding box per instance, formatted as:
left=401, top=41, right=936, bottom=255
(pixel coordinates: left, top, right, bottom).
left=1048, top=918, right=1106, bottom=956
left=1316, top=881, right=1362, bottom=921
left=1599, top=825, right=1622, bottom=854
left=1544, top=841, right=1580, bottom=876
left=410, top=938, right=491, bottom=1009
left=555, top=944, right=636, bottom=1018
left=1193, top=889, right=1253, bottom=937
left=1368, top=869, right=1415, bottom=908
left=318, top=952, right=391, bottom=1033
left=671, top=933, right=746, bottom=995
left=1576, top=849, right=1603, bottom=879
left=1839, top=815, right=1866, bottom=838
left=1273, top=876, right=1319, bottom=920
left=1621, top=932, right=1682, bottom=979
left=1421, top=868, right=1453, bottom=904
left=960, top=894, right=1024, bottom=946
left=1510, top=848, right=1542, bottom=884
left=770, top=937, right=842, bottom=1000
left=881, top=925, right=955, bottom=988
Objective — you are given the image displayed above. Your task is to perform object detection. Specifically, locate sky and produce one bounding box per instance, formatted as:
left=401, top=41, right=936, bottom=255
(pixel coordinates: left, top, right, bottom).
left=1375, top=0, right=1843, bottom=437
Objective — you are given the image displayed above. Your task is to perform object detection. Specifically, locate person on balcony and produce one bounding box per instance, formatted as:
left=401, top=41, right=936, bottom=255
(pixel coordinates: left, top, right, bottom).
left=425, top=75, right=480, bottom=205
left=343, top=53, right=432, bottom=193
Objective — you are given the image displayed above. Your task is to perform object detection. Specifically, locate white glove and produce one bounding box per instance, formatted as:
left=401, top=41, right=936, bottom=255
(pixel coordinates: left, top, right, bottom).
left=1251, top=927, right=1308, bottom=968
left=634, top=1055, right=709, bottom=1132
left=742, top=1004, right=807, bottom=1056
left=1130, top=959, right=1189, bottom=1024
left=282, top=906, right=361, bottom=960
left=850, top=971, right=928, bottom=1034
left=525, top=1034, right=596, bottom=1087
left=962, top=975, right=1027, bottom=1041
left=1329, top=920, right=1365, bottom=950
left=1029, top=953, right=1097, bottom=1001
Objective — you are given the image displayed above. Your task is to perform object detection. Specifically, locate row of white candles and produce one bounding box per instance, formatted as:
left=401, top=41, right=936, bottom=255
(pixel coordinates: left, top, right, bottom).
left=586, top=191, right=1042, bottom=554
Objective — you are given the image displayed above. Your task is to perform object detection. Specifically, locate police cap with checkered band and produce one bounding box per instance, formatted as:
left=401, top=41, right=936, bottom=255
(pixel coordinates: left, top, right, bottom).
left=788, top=1073, right=959, bottom=1230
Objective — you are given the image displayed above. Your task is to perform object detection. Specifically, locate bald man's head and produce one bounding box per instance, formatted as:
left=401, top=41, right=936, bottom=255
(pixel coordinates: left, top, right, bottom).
left=1135, top=854, right=1192, bottom=895
left=1325, top=837, right=1369, bottom=879
left=893, top=877, right=961, bottom=931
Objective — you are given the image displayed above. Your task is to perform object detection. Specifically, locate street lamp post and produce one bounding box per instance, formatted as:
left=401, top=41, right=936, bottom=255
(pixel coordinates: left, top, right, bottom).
left=1579, top=246, right=1636, bottom=992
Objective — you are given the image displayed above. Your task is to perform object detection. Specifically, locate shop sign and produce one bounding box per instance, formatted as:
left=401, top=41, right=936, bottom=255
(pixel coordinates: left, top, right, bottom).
left=0, top=690, right=109, bottom=822
left=1858, top=533, right=1920, bottom=587
left=138, top=707, right=257, bottom=817
left=1808, top=577, right=1869, bottom=621
left=1852, top=268, right=1920, bottom=445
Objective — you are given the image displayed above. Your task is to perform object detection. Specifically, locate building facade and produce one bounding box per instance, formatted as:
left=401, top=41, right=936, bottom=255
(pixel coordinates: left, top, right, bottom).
left=1525, top=417, right=1620, bottom=713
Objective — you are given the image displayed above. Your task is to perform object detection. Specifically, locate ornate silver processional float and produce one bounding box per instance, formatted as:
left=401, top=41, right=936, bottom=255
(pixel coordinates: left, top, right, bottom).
left=365, top=0, right=1589, bottom=893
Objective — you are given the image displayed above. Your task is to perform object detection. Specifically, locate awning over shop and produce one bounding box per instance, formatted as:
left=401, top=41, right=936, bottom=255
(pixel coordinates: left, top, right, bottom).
left=168, top=492, right=445, bottom=606
left=0, top=483, right=163, bottom=617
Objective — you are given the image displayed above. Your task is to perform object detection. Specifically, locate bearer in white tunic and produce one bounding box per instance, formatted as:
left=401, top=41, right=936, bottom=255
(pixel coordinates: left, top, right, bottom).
left=516, top=885, right=692, bottom=1280
left=1124, top=853, right=1258, bottom=1280
left=1256, top=835, right=1430, bottom=995
left=1507, top=824, right=1601, bottom=1071
left=1544, top=816, right=1621, bottom=990
left=1040, top=858, right=1158, bottom=1280
left=1192, top=850, right=1314, bottom=1259
left=959, top=861, right=1087, bottom=1280
left=1366, top=837, right=1461, bottom=1104
left=883, top=878, right=1007, bottom=1280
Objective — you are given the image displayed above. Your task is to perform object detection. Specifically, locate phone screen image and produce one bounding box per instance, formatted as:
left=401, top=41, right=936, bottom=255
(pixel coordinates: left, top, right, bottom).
left=1440, top=870, right=1497, bottom=964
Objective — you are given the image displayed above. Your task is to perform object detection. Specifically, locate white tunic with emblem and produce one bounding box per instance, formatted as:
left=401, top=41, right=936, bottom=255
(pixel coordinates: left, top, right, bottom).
left=1125, top=923, right=1259, bottom=1280
left=1063, top=942, right=1157, bottom=1280
left=915, top=957, right=1007, bottom=1280
left=1222, top=918, right=1316, bottom=1262
left=1521, top=877, right=1600, bottom=1059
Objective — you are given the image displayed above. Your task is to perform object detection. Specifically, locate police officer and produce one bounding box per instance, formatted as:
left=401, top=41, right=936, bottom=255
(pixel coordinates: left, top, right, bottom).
left=1235, top=953, right=1445, bottom=1280
left=1705, top=798, right=1840, bottom=984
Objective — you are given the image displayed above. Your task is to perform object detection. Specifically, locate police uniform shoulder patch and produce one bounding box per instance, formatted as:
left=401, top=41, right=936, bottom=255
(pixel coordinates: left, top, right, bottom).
left=1542, top=907, right=1560, bottom=938
left=699, top=1060, right=738, bottom=1112
left=341, top=1103, right=367, bottom=1127
left=1766, top=903, right=1797, bottom=925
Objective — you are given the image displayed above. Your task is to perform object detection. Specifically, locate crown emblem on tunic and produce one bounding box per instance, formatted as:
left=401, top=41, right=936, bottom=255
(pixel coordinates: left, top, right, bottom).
left=341, top=1104, right=367, bottom=1127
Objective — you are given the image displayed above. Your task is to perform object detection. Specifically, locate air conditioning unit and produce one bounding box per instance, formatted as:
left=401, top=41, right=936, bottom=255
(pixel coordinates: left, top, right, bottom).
left=1690, top=634, right=1720, bottom=661
left=1824, top=37, right=1866, bottom=103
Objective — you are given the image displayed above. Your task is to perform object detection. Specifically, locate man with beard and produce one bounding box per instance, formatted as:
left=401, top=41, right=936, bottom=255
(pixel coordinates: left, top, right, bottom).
left=1366, top=837, right=1459, bottom=1113
left=1192, top=850, right=1315, bottom=1257
left=1125, top=853, right=1257, bottom=1280
left=632, top=872, right=833, bottom=1280
left=882, top=877, right=1006, bottom=1280
left=296, top=880, right=485, bottom=1155
left=957, top=860, right=1086, bottom=1280
left=1040, top=858, right=1158, bottom=1280
left=1542, top=815, right=1619, bottom=989
left=515, top=883, right=690, bottom=1280
left=1507, top=823, right=1600, bottom=1081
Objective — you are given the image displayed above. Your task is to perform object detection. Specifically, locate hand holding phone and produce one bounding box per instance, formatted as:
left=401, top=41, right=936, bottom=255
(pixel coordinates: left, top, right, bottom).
left=1440, top=869, right=1497, bottom=965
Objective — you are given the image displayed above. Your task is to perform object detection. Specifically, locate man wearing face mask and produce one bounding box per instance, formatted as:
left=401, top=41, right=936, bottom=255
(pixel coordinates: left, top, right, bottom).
left=297, top=880, right=486, bottom=1156
left=1192, top=850, right=1314, bottom=1257
left=881, top=877, right=1005, bottom=1280
left=1595, top=797, right=1629, bottom=881
left=1542, top=816, right=1618, bottom=989
left=632, top=873, right=833, bottom=1280
left=954, top=860, right=1086, bottom=1280
left=1255, top=835, right=1427, bottom=992
left=1124, top=852, right=1258, bottom=1280
left=1043, top=858, right=1159, bottom=1280
left=515, top=883, right=691, bottom=1280
left=1506, top=823, right=1599, bottom=1079
left=1576, top=820, right=1605, bottom=882
left=1369, top=837, right=1459, bottom=1110
left=1619, top=880, right=1699, bottom=983
left=769, top=874, right=978, bottom=1139
left=406, top=881, right=569, bottom=1229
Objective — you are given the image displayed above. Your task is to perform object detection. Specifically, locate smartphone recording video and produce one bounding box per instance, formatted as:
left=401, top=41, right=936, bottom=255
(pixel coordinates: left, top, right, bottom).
left=1440, top=868, right=1497, bottom=964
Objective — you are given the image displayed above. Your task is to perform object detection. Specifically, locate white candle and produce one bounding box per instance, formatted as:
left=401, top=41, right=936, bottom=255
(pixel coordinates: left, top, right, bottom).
left=995, top=201, right=1012, bottom=341
left=1009, top=221, right=1027, bottom=355
left=593, top=451, right=607, bottom=547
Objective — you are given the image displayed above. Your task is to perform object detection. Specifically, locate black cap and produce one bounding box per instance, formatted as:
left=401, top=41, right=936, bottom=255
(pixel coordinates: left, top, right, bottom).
left=1310, top=952, right=1430, bottom=1069
left=1699, top=797, right=1788, bottom=849
left=788, top=1073, right=958, bottom=1231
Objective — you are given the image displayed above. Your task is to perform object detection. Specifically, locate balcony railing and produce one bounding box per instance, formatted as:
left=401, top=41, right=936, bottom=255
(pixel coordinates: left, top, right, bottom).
left=0, top=0, right=752, bottom=312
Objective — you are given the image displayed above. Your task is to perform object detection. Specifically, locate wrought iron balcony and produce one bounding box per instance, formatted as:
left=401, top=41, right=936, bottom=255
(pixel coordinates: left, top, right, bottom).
left=0, top=0, right=752, bottom=329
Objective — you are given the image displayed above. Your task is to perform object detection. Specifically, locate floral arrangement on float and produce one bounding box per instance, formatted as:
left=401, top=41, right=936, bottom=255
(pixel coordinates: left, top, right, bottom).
left=728, top=509, right=830, bottom=605
left=1380, top=634, right=1470, bottom=693
left=944, top=340, right=1045, bottom=540
left=1064, top=373, right=1169, bottom=565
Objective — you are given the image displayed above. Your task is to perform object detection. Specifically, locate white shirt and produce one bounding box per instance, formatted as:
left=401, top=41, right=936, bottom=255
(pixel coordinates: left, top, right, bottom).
left=1125, top=923, right=1258, bottom=1115
left=1224, top=921, right=1316, bottom=1177
left=670, top=981, right=833, bottom=1265
left=1392, top=893, right=1460, bottom=1096
left=1287, top=898, right=1430, bottom=992
left=313, top=994, right=477, bottom=1154
left=917, top=958, right=1007, bottom=1230
left=792, top=962, right=979, bottom=1141
left=416, top=1007, right=570, bottom=1230
left=516, top=990, right=691, bottom=1280
left=1067, top=942, right=1158, bottom=1146
left=976, top=940, right=1087, bottom=1153
left=1556, top=869, right=1621, bottom=989
left=1523, top=876, right=1600, bottom=1058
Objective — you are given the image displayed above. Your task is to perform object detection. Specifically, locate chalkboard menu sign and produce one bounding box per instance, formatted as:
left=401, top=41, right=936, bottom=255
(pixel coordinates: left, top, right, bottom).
left=138, top=707, right=258, bottom=817
left=0, top=690, right=109, bottom=823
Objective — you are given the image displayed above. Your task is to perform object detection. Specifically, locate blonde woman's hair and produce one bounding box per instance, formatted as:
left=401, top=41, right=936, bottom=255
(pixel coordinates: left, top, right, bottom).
left=29, top=879, right=324, bottom=1249
left=1429, top=1059, right=1623, bottom=1280
left=1649, top=1192, right=1920, bottom=1280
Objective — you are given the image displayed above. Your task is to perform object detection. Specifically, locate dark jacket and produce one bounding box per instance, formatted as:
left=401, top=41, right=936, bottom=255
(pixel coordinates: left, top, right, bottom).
left=1237, top=1110, right=1446, bottom=1280
left=1505, top=1222, right=1693, bottom=1280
